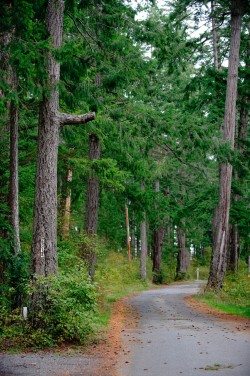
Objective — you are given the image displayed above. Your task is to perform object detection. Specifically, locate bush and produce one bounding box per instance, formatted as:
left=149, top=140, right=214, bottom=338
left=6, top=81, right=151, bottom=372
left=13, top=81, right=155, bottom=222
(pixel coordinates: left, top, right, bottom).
left=0, top=269, right=100, bottom=349
left=29, top=271, right=99, bottom=344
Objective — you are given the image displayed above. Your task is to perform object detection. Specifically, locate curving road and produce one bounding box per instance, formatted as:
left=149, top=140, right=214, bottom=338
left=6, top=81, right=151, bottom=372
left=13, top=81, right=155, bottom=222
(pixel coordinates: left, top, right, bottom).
left=119, top=282, right=250, bottom=376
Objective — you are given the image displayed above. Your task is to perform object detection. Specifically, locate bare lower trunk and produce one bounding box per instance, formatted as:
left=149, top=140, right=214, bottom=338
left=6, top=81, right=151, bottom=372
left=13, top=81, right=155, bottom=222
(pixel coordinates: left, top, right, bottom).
left=9, top=89, right=21, bottom=255
left=140, top=213, right=147, bottom=280
left=227, top=86, right=249, bottom=272
left=131, top=225, right=136, bottom=257
left=125, top=204, right=131, bottom=262
left=209, top=163, right=233, bottom=289
left=62, top=168, right=72, bottom=239
left=152, top=227, right=165, bottom=283
left=228, top=224, right=239, bottom=272
left=85, top=134, right=100, bottom=234
left=85, top=133, right=100, bottom=279
left=32, top=0, right=64, bottom=276
left=207, top=0, right=242, bottom=289
left=152, top=180, right=165, bottom=283
left=176, top=227, right=189, bottom=279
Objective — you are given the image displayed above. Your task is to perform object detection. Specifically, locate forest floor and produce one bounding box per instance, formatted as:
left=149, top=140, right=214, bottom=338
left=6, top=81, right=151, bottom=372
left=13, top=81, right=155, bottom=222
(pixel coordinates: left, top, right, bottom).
left=0, top=281, right=249, bottom=376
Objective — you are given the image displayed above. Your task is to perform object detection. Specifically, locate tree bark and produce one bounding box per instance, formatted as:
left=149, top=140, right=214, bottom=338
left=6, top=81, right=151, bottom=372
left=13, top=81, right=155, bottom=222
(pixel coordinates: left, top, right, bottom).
left=85, top=133, right=100, bottom=279
left=32, top=0, right=64, bottom=276
left=176, top=227, right=189, bottom=279
left=207, top=0, right=243, bottom=290
left=1, top=26, right=21, bottom=255
left=211, top=0, right=220, bottom=70
left=125, top=204, right=131, bottom=262
left=228, top=223, right=239, bottom=272
left=62, top=168, right=72, bottom=239
left=59, top=112, right=95, bottom=126
left=152, top=227, right=165, bottom=283
left=228, top=87, right=249, bottom=271
left=152, top=180, right=165, bottom=283
left=32, top=0, right=95, bottom=276
left=85, top=133, right=101, bottom=235
left=9, top=73, right=21, bottom=255
left=140, top=183, right=147, bottom=280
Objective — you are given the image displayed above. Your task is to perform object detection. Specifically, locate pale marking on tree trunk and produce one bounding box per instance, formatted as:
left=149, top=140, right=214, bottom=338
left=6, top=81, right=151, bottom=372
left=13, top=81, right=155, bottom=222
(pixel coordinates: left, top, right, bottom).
left=40, top=237, right=45, bottom=258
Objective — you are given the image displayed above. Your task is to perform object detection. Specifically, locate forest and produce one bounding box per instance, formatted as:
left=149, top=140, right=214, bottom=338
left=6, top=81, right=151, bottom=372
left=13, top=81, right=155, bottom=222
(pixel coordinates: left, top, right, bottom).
left=0, top=0, right=249, bottom=350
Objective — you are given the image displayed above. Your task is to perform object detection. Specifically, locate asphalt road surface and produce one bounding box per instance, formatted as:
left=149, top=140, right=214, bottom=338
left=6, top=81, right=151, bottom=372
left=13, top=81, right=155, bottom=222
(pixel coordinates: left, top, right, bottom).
left=0, top=353, right=100, bottom=376
left=119, top=282, right=250, bottom=376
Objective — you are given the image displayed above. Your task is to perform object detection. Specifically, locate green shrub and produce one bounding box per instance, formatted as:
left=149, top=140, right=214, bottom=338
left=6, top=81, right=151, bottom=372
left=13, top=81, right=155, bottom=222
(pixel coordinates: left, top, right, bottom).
left=29, top=271, right=98, bottom=344
left=0, top=269, right=100, bottom=349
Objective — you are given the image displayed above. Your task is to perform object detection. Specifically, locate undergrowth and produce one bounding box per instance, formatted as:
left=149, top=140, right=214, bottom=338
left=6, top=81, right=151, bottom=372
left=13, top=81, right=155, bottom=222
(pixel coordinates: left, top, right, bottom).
left=197, top=266, right=250, bottom=318
left=0, top=237, right=153, bottom=351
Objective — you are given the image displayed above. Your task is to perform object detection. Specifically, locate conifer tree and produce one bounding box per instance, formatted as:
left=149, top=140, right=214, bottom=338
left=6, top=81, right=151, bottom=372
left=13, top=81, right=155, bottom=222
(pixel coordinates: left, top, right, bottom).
left=32, top=0, right=95, bottom=277
left=207, top=0, right=244, bottom=289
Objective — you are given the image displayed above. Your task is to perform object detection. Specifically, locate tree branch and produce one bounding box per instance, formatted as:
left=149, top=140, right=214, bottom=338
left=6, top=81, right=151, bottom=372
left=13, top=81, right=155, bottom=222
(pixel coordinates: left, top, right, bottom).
left=59, top=112, right=95, bottom=126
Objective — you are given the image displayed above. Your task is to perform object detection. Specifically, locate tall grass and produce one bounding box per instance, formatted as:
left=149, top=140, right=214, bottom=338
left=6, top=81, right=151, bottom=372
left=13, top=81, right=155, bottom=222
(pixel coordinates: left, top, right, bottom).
left=197, top=265, right=250, bottom=318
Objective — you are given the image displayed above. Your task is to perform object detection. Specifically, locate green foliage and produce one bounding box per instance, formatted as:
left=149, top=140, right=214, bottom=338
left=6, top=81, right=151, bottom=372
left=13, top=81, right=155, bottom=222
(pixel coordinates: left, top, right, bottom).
left=96, top=252, right=150, bottom=303
left=0, top=271, right=99, bottom=349
left=198, top=266, right=250, bottom=318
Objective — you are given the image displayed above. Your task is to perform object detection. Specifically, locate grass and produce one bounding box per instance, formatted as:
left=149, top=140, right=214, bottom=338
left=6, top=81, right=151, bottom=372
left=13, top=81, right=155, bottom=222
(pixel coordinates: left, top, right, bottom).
left=196, top=268, right=250, bottom=318
left=95, top=252, right=153, bottom=314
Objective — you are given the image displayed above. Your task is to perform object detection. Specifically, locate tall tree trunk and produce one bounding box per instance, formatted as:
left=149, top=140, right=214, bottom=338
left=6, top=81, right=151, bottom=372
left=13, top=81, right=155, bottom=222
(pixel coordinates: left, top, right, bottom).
left=32, top=0, right=64, bottom=276
left=62, top=168, right=72, bottom=239
left=176, top=227, right=189, bottom=279
left=9, top=72, right=21, bottom=255
left=85, top=134, right=100, bottom=234
left=140, top=216, right=147, bottom=280
left=207, top=0, right=243, bottom=290
left=1, top=27, right=21, bottom=255
left=211, top=0, right=220, bottom=70
left=228, top=22, right=249, bottom=272
left=131, top=212, right=137, bottom=257
left=228, top=223, right=239, bottom=272
left=228, top=99, right=249, bottom=271
left=125, top=203, right=132, bottom=262
left=85, top=133, right=100, bottom=279
left=140, top=182, right=147, bottom=280
left=152, top=180, right=165, bottom=283
left=152, top=227, right=165, bottom=283
left=32, top=0, right=95, bottom=277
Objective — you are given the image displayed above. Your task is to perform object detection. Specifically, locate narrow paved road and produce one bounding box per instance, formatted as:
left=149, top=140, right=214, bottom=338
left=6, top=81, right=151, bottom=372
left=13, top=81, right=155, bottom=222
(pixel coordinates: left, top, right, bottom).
left=119, top=282, right=250, bottom=376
